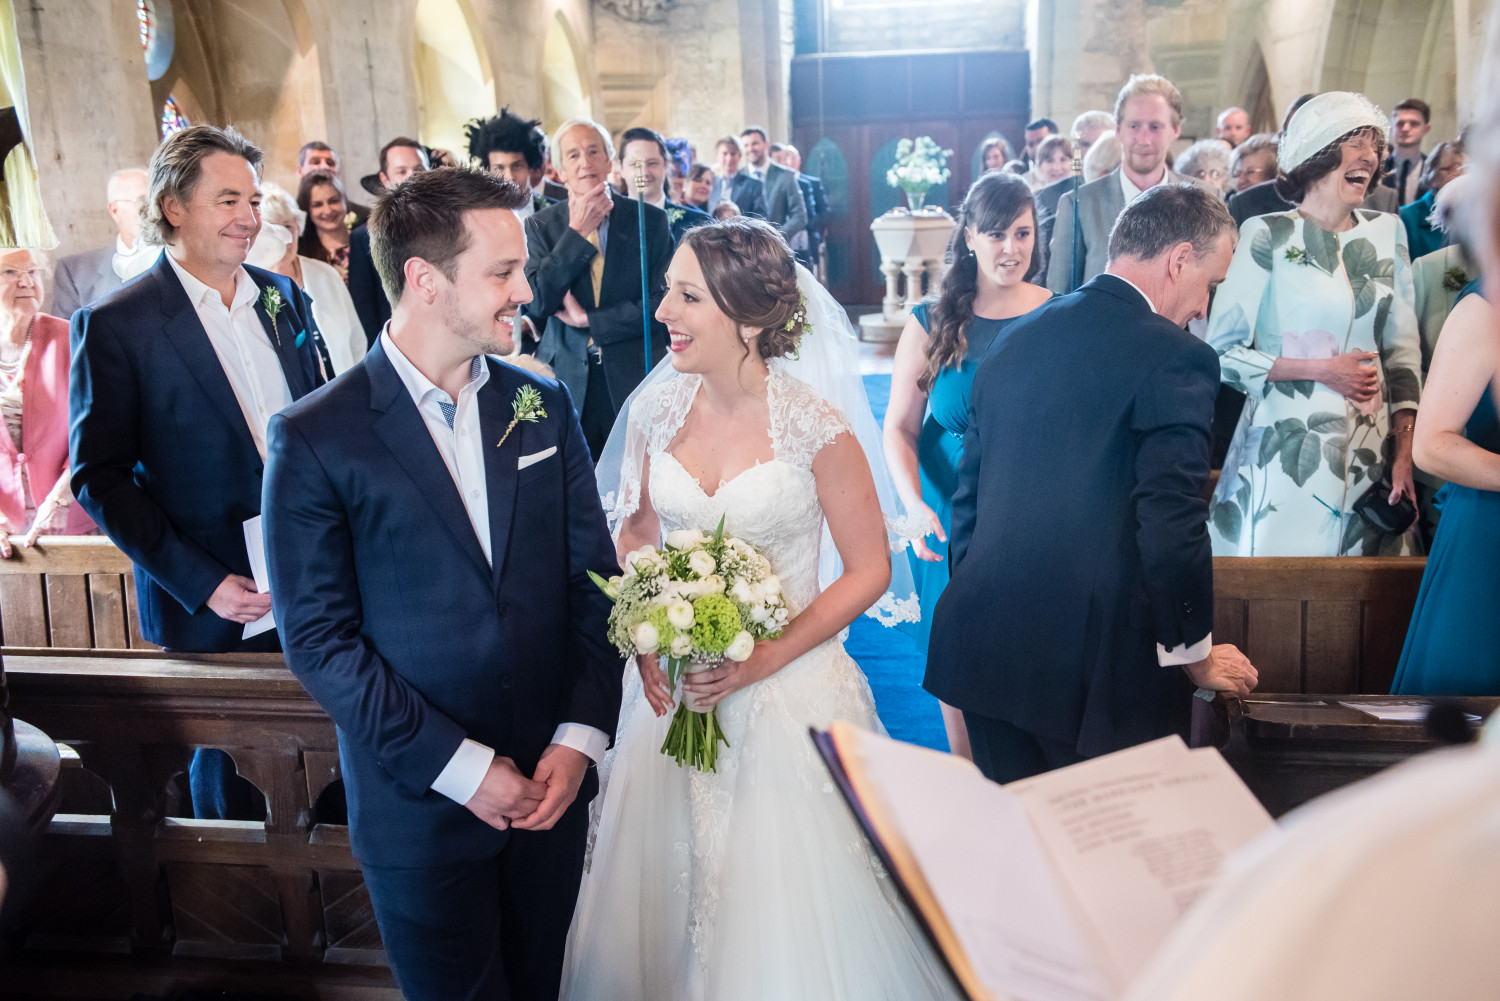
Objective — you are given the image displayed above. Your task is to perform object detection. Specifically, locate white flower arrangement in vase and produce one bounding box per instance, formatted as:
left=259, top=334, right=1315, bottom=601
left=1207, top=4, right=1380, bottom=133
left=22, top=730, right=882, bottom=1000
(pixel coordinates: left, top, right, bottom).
left=885, top=136, right=953, bottom=211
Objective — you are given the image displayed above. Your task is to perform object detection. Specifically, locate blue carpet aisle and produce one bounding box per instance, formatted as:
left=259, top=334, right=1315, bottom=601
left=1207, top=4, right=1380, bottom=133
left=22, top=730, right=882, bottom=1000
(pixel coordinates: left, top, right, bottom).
left=846, top=372, right=948, bottom=752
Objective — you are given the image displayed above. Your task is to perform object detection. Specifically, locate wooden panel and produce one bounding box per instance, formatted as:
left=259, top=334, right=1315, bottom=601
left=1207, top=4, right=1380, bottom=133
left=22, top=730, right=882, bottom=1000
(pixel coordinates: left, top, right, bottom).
left=1360, top=599, right=1414, bottom=694
left=1212, top=597, right=1246, bottom=651
left=1302, top=599, right=1362, bottom=693
left=0, top=536, right=135, bottom=575
left=320, top=869, right=386, bottom=962
left=1211, top=557, right=1426, bottom=601
left=87, top=573, right=130, bottom=649
left=1244, top=599, right=1303, bottom=692
left=123, top=573, right=153, bottom=649
left=166, top=862, right=284, bottom=960
left=0, top=573, right=49, bottom=647
left=46, top=574, right=93, bottom=648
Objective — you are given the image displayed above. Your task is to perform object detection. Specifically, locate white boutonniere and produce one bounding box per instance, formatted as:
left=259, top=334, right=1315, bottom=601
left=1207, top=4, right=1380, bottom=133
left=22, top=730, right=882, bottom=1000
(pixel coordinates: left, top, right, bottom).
left=343, top=210, right=358, bottom=230
left=260, top=286, right=285, bottom=347
left=666, top=206, right=685, bottom=225
left=497, top=385, right=547, bottom=448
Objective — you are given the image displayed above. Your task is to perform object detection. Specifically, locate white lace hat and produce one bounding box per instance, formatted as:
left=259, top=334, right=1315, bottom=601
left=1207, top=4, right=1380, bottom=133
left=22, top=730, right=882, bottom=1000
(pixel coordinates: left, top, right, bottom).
left=1278, top=92, right=1388, bottom=172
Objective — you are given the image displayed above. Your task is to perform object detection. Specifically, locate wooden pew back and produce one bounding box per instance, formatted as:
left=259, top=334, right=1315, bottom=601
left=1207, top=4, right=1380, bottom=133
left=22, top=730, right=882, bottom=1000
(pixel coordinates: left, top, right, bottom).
left=0, top=537, right=151, bottom=649
left=1211, top=556, right=1426, bottom=695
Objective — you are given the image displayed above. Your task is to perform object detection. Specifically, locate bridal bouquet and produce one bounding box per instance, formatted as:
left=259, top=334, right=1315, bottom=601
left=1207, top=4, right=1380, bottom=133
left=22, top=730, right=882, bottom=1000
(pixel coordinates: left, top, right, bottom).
left=591, top=518, right=788, bottom=772
left=885, top=136, right=953, bottom=195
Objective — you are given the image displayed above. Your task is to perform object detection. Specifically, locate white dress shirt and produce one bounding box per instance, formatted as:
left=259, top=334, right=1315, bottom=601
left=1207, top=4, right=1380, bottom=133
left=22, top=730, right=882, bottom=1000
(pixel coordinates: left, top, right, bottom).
left=1104, top=273, right=1213, bottom=668
left=299, top=256, right=366, bottom=375
left=1119, top=163, right=1169, bottom=206
left=380, top=330, right=610, bottom=805
left=165, top=253, right=292, bottom=460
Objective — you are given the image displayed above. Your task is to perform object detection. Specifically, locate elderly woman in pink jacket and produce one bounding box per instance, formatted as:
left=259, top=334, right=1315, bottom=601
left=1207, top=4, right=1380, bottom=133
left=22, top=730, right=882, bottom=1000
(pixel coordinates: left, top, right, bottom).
left=0, top=248, right=95, bottom=554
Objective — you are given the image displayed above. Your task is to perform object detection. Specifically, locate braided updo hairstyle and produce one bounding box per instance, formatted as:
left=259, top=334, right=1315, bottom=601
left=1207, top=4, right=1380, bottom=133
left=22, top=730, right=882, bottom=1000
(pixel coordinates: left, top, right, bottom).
left=678, top=217, right=809, bottom=361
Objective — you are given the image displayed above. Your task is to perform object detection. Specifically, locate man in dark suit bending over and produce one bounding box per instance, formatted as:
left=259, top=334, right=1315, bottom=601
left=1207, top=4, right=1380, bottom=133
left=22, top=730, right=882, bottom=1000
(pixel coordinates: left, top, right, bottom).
left=926, top=183, right=1257, bottom=784
left=522, top=117, right=672, bottom=457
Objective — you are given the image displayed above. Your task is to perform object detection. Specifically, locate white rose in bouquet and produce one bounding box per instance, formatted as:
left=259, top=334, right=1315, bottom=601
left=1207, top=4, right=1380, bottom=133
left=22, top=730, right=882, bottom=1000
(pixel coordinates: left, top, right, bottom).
left=688, top=550, right=717, bottom=578
left=724, top=630, right=755, bottom=662
left=761, top=574, right=782, bottom=597
left=669, top=633, right=694, bottom=658
left=730, top=579, right=753, bottom=603
left=749, top=603, right=769, bottom=623
left=700, top=574, right=726, bottom=595
left=665, top=528, right=706, bottom=550
left=666, top=600, right=696, bottom=630
left=632, top=621, right=660, bottom=654
left=625, top=546, right=660, bottom=574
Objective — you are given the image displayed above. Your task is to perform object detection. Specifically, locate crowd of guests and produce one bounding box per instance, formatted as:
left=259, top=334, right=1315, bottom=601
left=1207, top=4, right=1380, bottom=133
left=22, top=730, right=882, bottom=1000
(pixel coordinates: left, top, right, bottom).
left=883, top=73, right=1495, bottom=767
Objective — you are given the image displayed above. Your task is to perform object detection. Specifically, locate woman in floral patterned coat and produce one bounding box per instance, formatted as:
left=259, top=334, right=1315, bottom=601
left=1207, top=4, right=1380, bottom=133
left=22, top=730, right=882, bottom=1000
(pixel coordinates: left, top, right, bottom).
left=1207, top=92, right=1423, bottom=556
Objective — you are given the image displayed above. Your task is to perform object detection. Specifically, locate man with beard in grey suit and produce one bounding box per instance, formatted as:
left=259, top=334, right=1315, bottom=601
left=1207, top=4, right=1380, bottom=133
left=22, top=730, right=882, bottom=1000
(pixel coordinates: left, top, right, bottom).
left=738, top=126, right=807, bottom=241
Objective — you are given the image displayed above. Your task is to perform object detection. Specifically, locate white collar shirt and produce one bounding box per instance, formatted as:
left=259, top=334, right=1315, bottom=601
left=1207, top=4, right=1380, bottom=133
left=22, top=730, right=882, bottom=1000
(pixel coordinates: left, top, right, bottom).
left=165, top=253, right=293, bottom=460
left=1119, top=163, right=1169, bottom=205
left=380, top=328, right=611, bottom=801
left=380, top=328, right=492, bottom=565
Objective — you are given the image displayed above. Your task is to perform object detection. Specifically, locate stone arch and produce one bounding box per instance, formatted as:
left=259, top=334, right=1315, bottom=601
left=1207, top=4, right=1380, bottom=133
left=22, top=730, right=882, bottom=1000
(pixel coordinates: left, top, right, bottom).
left=413, top=0, right=497, bottom=161
left=150, top=0, right=327, bottom=190
left=542, top=11, right=592, bottom=132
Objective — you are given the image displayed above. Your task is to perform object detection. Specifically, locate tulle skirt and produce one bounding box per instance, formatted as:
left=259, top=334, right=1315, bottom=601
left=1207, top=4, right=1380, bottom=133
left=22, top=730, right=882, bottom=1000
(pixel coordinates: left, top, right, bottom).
left=561, top=637, right=960, bottom=1001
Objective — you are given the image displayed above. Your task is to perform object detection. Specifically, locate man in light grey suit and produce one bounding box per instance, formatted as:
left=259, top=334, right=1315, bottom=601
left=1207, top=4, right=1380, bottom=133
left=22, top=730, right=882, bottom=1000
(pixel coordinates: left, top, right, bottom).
left=1048, top=75, right=1191, bottom=294
left=51, top=168, right=149, bottom=319
left=738, top=126, right=808, bottom=240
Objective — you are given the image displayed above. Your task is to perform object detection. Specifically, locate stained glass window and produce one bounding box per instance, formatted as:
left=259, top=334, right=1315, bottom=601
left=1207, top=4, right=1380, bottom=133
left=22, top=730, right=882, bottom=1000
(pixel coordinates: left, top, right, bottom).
left=137, top=0, right=151, bottom=50
left=161, top=96, right=189, bottom=138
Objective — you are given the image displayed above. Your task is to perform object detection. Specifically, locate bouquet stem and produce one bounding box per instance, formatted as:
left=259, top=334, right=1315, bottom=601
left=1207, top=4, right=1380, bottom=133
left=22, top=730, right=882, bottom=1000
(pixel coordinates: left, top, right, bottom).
left=660, top=657, right=730, bottom=771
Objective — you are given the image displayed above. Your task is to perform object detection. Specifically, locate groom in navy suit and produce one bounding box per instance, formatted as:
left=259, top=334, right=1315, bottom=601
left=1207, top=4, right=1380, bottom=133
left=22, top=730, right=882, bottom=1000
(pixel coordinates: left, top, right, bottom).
left=263, top=168, right=622, bottom=1001
left=70, top=125, right=326, bottom=818
left=926, top=184, right=1257, bottom=783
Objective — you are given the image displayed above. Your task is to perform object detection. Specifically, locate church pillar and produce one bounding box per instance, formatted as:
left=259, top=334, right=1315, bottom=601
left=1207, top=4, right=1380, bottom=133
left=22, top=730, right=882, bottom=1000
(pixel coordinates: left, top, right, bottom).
left=1029, top=0, right=1152, bottom=123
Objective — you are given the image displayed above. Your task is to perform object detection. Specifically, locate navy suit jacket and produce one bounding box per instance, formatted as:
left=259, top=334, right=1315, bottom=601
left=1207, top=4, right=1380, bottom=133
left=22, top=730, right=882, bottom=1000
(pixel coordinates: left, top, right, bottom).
left=925, top=275, right=1218, bottom=757
left=263, top=343, right=623, bottom=866
left=663, top=199, right=711, bottom=244
left=709, top=173, right=767, bottom=219
left=69, top=251, right=325, bottom=652
left=346, top=223, right=390, bottom=346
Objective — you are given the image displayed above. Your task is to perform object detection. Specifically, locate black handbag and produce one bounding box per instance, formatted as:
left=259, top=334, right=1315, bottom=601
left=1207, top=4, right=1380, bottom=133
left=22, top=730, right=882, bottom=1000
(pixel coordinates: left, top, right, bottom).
left=1352, top=472, right=1417, bottom=535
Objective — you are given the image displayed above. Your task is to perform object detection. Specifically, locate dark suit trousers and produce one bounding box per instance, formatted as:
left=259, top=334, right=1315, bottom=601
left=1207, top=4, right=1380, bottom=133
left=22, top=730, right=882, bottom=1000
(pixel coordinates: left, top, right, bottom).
left=361, top=780, right=594, bottom=1001
left=963, top=712, right=1085, bottom=784
left=580, top=347, right=613, bottom=460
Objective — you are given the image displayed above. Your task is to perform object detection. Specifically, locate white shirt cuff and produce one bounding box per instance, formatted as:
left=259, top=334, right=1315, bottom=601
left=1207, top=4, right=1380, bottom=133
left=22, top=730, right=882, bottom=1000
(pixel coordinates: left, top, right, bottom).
left=429, top=737, right=494, bottom=805
left=1157, top=633, right=1212, bottom=667
left=551, top=722, right=610, bottom=764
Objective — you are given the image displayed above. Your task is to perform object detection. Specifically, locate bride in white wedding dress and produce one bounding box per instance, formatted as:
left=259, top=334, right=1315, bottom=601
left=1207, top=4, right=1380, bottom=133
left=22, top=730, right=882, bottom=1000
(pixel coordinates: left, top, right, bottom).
left=562, top=218, right=961, bottom=1001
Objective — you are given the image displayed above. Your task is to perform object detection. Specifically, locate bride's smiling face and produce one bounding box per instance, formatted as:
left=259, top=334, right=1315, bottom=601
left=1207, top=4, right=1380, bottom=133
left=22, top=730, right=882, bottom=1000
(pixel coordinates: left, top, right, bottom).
left=656, top=245, right=758, bottom=376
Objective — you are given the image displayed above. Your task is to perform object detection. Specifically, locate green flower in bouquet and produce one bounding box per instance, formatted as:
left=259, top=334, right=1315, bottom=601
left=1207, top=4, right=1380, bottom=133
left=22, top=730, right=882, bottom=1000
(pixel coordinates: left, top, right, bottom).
left=690, top=594, right=742, bottom=654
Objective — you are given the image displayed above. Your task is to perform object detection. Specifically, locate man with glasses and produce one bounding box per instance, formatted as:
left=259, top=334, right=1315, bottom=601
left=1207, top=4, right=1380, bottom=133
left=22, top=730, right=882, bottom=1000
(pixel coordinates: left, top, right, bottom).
left=51, top=168, right=149, bottom=319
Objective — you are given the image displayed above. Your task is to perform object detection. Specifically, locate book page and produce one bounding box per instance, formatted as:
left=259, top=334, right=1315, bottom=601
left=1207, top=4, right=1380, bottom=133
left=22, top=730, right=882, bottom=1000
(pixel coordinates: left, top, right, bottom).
left=241, top=516, right=275, bottom=639
left=1008, top=737, right=1273, bottom=988
left=840, top=725, right=1115, bottom=1001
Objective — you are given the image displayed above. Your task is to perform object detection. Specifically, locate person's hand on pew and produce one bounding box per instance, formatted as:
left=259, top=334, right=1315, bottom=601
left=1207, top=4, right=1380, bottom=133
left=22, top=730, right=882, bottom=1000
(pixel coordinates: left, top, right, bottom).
left=1184, top=644, right=1258, bottom=696
left=206, top=573, right=272, bottom=623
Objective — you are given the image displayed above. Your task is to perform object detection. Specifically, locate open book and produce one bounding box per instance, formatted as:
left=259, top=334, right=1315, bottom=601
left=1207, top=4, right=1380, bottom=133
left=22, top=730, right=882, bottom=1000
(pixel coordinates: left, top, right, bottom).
left=814, top=724, right=1275, bottom=1001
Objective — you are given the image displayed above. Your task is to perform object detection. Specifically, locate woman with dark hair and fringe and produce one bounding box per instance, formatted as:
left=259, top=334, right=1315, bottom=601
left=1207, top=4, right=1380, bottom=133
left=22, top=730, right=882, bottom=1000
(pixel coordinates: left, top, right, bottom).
left=882, top=171, right=1052, bottom=759
left=296, top=169, right=353, bottom=281
left=1207, top=91, right=1423, bottom=557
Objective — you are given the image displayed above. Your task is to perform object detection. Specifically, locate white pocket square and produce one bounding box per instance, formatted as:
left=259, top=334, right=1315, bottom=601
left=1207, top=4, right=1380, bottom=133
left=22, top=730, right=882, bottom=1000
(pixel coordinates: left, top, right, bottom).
left=517, top=446, right=557, bottom=470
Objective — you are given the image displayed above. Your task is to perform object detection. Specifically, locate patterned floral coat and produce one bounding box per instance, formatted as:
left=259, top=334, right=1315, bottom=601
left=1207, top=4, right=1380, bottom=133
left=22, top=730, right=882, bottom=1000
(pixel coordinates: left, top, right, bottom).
left=1206, top=209, right=1423, bottom=556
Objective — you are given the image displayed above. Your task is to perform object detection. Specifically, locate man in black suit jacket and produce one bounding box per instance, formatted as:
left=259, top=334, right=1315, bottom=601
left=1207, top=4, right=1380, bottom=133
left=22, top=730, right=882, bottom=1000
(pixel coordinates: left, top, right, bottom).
left=523, top=118, right=672, bottom=458
left=926, top=184, right=1256, bottom=784
left=70, top=126, right=326, bottom=816
left=617, top=126, right=711, bottom=244
left=707, top=134, right=767, bottom=218
left=265, top=169, right=622, bottom=1001
left=347, top=138, right=430, bottom=344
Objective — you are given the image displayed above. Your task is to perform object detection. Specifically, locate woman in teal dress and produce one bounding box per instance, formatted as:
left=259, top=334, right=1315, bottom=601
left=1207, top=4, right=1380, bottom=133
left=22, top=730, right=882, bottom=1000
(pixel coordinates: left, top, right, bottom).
left=883, top=171, right=1053, bottom=758
left=1392, top=282, right=1500, bottom=694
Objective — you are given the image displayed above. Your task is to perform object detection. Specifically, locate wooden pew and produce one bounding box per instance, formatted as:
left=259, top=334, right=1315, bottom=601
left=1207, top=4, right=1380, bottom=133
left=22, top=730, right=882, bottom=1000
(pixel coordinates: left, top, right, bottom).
left=1211, top=556, right=1427, bottom=695
left=0, top=538, right=398, bottom=997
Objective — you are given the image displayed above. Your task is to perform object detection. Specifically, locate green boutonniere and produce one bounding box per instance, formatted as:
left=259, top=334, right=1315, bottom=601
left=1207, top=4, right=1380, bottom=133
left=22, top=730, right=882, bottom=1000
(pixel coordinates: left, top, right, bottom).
left=1284, top=246, right=1309, bottom=266
left=666, top=206, right=685, bottom=225
left=260, top=286, right=285, bottom=347
left=1442, top=266, right=1471, bottom=292
left=497, top=385, right=547, bottom=449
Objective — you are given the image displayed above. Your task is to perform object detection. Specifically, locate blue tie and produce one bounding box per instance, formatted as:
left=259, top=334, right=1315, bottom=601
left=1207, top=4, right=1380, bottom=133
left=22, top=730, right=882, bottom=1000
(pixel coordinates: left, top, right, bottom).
left=437, top=400, right=457, bottom=430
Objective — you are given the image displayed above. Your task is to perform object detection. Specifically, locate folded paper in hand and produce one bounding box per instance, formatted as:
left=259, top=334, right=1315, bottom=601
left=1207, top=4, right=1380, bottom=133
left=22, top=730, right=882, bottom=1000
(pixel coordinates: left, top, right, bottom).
left=241, top=516, right=275, bottom=640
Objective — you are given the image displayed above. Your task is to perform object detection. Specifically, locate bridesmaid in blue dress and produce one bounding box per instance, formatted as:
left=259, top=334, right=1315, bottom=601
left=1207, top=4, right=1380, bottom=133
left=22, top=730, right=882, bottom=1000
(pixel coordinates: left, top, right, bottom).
left=883, top=171, right=1053, bottom=758
left=1392, top=282, right=1500, bottom=695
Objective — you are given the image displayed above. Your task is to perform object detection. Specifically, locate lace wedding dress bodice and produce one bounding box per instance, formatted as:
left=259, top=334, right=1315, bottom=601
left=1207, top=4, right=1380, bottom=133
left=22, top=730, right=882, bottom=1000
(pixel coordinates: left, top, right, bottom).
left=642, top=365, right=852, bottom=616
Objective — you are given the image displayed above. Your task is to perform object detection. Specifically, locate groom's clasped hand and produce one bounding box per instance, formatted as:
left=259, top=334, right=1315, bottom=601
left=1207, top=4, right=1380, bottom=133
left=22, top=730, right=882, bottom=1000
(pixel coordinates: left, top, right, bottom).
left=463, top=746, right=592, bottom=832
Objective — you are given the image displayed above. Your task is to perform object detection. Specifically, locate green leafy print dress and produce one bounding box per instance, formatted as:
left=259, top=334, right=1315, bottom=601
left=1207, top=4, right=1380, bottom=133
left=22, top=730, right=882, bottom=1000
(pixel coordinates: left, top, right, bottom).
left=1206, top=210, right=1423, bottom=556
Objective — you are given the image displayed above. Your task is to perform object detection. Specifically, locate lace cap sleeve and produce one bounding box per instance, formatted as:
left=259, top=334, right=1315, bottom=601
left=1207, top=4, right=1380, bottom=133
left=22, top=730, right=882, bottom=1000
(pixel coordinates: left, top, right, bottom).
left=769, top=368, right=855, bottom=469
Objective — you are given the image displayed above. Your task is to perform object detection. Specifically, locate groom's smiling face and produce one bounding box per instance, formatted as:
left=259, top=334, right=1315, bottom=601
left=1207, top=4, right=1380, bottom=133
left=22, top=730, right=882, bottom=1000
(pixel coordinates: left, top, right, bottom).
left=438, top=207, right=533, bottom=355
